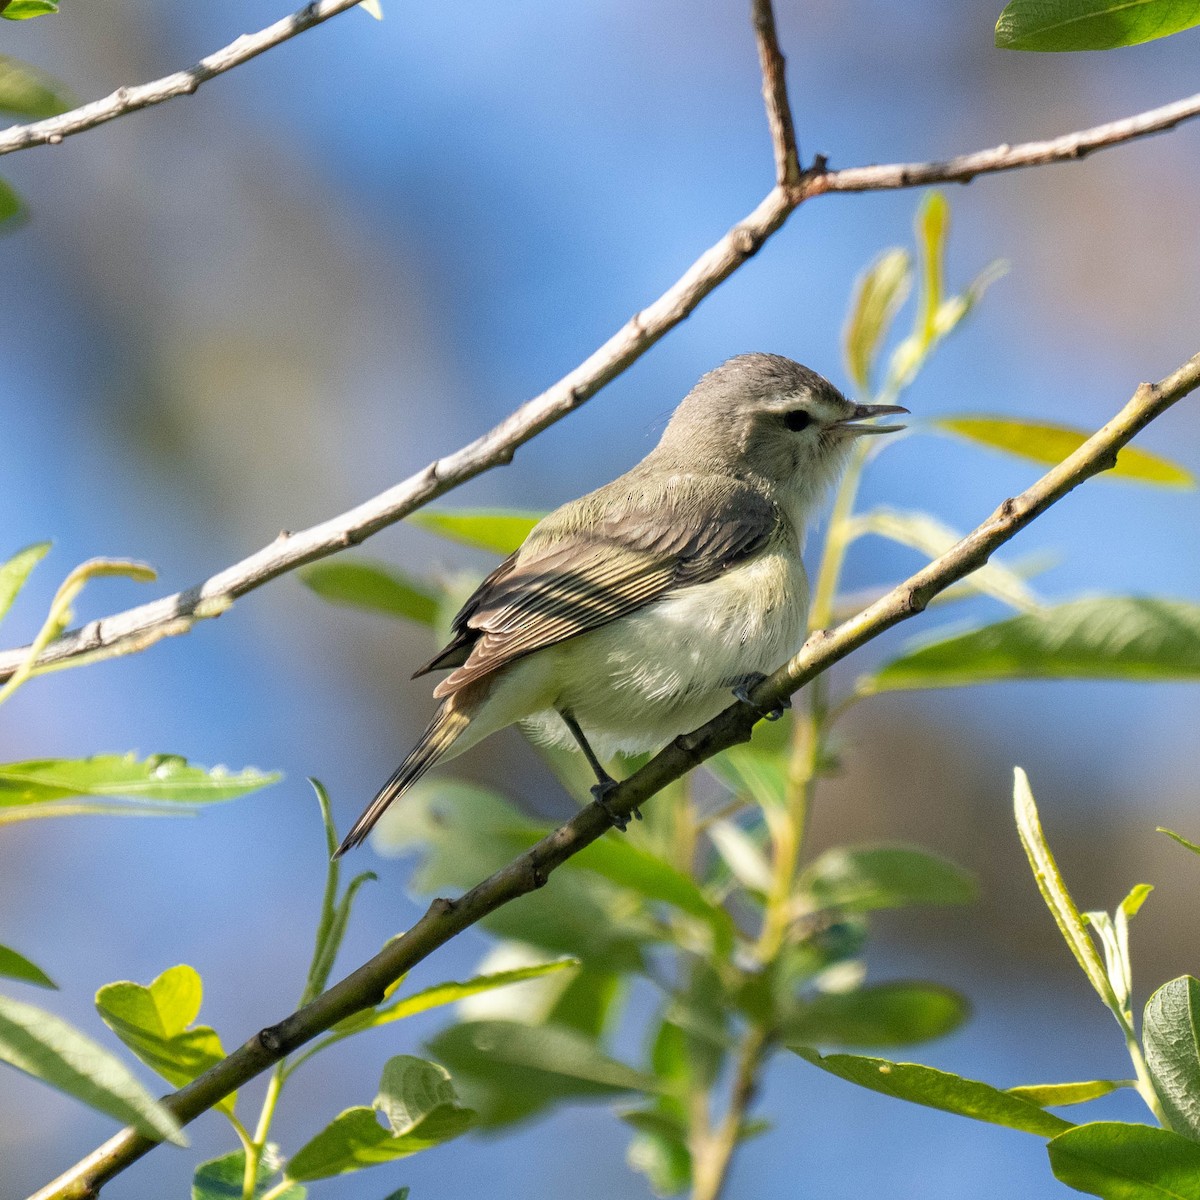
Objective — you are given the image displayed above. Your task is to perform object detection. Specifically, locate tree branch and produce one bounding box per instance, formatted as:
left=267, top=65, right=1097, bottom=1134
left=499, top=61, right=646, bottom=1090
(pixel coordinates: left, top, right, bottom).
left=4, top=84, right=1200, bottom=684
left=0, top=0, right=365, bottom=158
left=30, top=350, right=1200, bottom=1200
left=751, top=0, right=800, bottom=186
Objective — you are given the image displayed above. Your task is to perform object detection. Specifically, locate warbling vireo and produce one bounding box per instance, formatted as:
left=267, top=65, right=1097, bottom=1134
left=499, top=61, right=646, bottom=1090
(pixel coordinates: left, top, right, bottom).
left=336, top=353, right=906, bottom=856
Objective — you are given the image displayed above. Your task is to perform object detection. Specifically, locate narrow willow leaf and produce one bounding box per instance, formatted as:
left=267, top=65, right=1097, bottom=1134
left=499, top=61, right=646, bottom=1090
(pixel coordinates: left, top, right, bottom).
left=0, top=177, right=24, bottom=229
left=1009, top=1080, right=1131, bottom=1107
left=843, top=248, right=912, bottom=394
left=95, top=964, right=232, bottom=1113
left=707, top=744, right=789, bottom=810
left=193, top=1150, right=306, bottom=1200
left=782, top=982, right=969, bottom=1048
left=934, top=415, right=1193, bottom=487
left=0, top=943, right=55, bottom=989
left=298, top=560, right=439, bottom=627
left=0, top=753, right=280, bottom=811
left=285, top=1058, right=473, bottom=1181
left=0, top=992, right=184, bottom=1143
left=848, top=507, right=1042, bottom=613
left=1013, top=769, right=1119, bottom=1009
left=1159, top=827, right=1200, bottom=857
left=1143, top=976, right=1200, bottom=1141
left=708, top=820, right=773, bottom=894
left=794, top=1047, right=1072, bottom=1136
left=915, top=191, right=949, bottom=345
left=997, top=0, right=1200, bottom=51
left=1048, top=1121, right=1200, bottom=1198
left=798, top=844, right=977, bottom=913
left=867, top=598, right=1200, bottom=693
left=407, top=509, right=542, bottom=555
left=0, top=55, right=71, bottom=118
left=626, top=1112, right=692, bottom=1197
left=359, top=0, right=384, bottom=16
left=0, top=0, right=59, bottom=17
left=0, top=542, right=50, bottom=625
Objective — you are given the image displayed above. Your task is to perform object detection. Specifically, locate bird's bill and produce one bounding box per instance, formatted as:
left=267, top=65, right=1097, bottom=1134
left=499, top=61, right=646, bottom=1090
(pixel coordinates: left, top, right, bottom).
left=834, top=402, right=909, bottom=435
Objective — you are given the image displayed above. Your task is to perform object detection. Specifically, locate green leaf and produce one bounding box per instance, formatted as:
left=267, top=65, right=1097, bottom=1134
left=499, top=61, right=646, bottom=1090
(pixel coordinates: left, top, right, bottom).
left=298, top=559, right=439, bottom=627
left=1048, top=1121, right=1200, bottom=1198
left=1013, top=769, right=1119, bottom=1009
left=707, top=744, right=789, bottom=810
left=1159, top=827, right=1200, bottom=857
left=1144, top=977, right=1200, bottom=1142
left=1009, top=1080, right=1131, bottom=1108
left=0, top=177, right=25, bottom=230
left=0, top=753, right=279, bottom=822
left=843, top=248, right=912, bottom=395
left=795, top=1047, right=1073, bottom=1137
left=193, top=1150, right=306, bottom=1200
left=95, top=964, right=232, bottom=1114
left=867, top=598, right=1200, bottom=693
left=782, top=982, right=969, bottom=1048
left=407, top=508, right=542, bottom=555
left=0, top=991, right=184, bottom=1143
left=428, top=1019, right=654, bottom=1127
left=0, top=55, right=71, bottom=117
left=933, top=415, right=1193, bottom=487
left=0, top=943, right=55, bottom=989
left=0, top=542, right=49, bottom=625
left=847, top=507, right=1042, bottom=612
left=625, top=1109, right=692, bottom=1196
left=798, top=844, right=977, bottom=913
left=1, top=0, right=59, bottom=19
left=285, top=1056, right=474, bottom=1181
left=707, top=819, right=773, bottom=894
left=996, top=0, right=1200, bottom=51
left=915, top=192, right=949, bottom=345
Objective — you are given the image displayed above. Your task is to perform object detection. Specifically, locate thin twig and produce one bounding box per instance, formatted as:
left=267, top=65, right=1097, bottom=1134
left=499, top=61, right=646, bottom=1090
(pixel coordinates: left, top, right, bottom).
left=0, top=0, right=366, bottom=157
left=29, top=351, right=1200, bottom=1200
left=3, top=87, right=1199, bottom=682
left=751, top=0, right=800, bottom=186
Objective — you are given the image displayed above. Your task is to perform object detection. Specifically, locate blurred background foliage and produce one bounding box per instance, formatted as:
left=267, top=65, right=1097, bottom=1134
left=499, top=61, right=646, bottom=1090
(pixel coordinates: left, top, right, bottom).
left=2, top=1, right=1200, bottom=1197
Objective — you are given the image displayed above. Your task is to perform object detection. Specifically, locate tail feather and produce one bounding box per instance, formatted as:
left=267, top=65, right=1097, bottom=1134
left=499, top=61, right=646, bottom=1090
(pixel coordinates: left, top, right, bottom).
left=334, top=703, right=472, bottom=858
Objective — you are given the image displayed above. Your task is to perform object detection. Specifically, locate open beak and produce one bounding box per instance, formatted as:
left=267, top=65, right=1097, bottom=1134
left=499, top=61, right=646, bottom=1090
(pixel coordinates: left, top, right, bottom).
left=835, top=402, right=909, bottom=435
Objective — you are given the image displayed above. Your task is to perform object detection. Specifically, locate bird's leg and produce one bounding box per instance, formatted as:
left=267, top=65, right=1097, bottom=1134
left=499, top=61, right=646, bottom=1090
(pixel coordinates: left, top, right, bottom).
left=730, top=672, right=791, bottom=721
left=557, top=708, right=640, bottom=831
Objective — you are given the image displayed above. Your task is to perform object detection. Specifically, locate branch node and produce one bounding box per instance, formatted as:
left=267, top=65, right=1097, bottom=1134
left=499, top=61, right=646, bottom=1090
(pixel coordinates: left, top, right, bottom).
left=48, top=132, right=62, bottom=145
left=429, top=896, right=458, bottom=917
left=731, top=224, right=762, bottom=257
left=258, top=1025, right=283, bottom=1053
left=529, top=859, right=548, bottom=889
left=902, top=588, right=928, bottom=616
left=999, top=497, right=1017, bottom=519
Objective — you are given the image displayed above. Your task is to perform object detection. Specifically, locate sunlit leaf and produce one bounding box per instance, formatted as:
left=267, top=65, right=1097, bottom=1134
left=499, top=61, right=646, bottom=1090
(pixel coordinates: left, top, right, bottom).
left=0, top=542, right=49, bottom=625
left=0, top=55, right=71, bottom=117
left=848, top=507, right=1042, bottom=613
left=285, top=1057, right=474, bottom=1180
left=867, top=598, right=1200, bottom=693
left=934, top=415, right=1192, bottom=487
left=1158, top=827, right=1200, bottom=857
left=359, top=0, right=384, bottom=16
left=298, top=559, right=439, bottom=627
left=1144, top=976, right=1200, bottom=1142
left=0, top=753, right=280, bottom=822
left=798, top=844, right=976, bottom=913
left=843, top=248, right=911, bottom=395
left=795, top=1047, right=1072, bottom=1136
left=707, top=744, right=789, bottom=810
left=624, top=1108, right=692, bottom=1196
left=707, top=819, right=773, bottom=894
left=0, top=943, right=55, bottom=989
left=0, top=992, right=184, bottom=1143
left=1048, top=1121, right=1200, bottom=1198
left=997, top=0, right=1200, bottom=51
left=96, top=964, right=232, bottom=1113
left=1, top=0, right=59, bottom=19
left=1008, top=1080, right=1131, bottom=1107
left=782, top=982, right=968, bottom=1048
left=1013, top=769, right=1119, bottom=1009
left=407, top=509, right=541, bottom=555
left=193, top=1150, right=305, bottom=1200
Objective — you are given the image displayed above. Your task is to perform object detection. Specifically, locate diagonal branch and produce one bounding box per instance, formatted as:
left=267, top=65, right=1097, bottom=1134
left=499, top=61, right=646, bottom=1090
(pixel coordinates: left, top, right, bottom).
left=751, top=0, right=801, bottom=186
left=4, top=83, right=1200, bottom=684
left=30, top=350, right=1200, bottom=1200
left=0, top=0, right=366, bottom=157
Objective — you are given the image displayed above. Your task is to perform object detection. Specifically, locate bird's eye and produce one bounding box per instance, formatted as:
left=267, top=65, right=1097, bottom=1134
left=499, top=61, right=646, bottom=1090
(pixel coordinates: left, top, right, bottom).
left=783, top=409, right=812, bottom=432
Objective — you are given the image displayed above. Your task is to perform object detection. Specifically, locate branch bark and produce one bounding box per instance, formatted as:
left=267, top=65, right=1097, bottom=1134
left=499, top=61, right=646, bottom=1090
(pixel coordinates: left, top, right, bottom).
left=751, top=0, right=800, bottom=186
left=0, top=0, right=366, bottom=157
left=4, top=85, right=1200, bottom=684
left=29, top=350, right=1200, bottom=1200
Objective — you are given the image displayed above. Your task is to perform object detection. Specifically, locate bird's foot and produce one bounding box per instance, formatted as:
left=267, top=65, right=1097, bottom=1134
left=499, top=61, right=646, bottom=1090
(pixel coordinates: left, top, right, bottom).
left=590, top=777, right=641, bottom=832
left=731, top=672, right=791, bottom=721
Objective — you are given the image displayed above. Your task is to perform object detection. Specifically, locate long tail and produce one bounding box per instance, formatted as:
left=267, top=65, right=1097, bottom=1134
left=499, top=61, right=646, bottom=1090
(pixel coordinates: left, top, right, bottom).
left=334, top=701, right=472, bottom=858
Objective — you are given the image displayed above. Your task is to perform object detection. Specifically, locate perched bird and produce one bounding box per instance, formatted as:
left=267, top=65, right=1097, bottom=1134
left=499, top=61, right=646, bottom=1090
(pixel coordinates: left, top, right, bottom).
left=336, top=353, right=906, bottom=856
